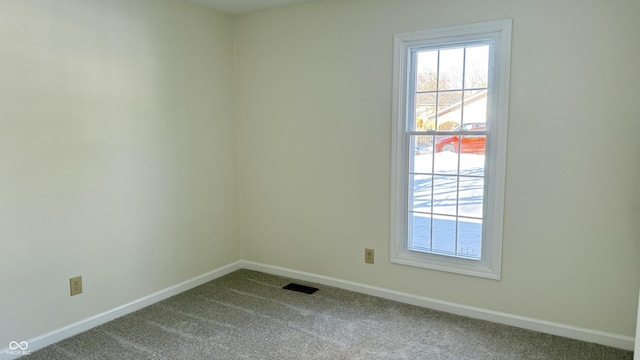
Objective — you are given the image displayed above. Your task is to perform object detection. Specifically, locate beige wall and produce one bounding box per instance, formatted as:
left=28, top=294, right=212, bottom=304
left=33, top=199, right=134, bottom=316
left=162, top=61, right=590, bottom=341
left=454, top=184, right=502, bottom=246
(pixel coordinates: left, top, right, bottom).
left=235, top=0, right=640, bottom=337
left=0, top=0, right=238, bottom=345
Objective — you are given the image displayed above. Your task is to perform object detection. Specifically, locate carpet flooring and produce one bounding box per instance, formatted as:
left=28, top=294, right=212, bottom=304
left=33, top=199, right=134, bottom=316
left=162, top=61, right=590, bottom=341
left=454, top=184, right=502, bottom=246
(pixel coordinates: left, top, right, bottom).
left=26, top=270, right=633, bottom=359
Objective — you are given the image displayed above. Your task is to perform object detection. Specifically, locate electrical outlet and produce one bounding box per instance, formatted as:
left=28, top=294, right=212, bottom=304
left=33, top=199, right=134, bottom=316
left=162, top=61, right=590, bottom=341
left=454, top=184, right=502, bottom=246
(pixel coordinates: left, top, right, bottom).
left=70, top=276, right=83, bottom=296
left=365, top=248, right=374, bottom=264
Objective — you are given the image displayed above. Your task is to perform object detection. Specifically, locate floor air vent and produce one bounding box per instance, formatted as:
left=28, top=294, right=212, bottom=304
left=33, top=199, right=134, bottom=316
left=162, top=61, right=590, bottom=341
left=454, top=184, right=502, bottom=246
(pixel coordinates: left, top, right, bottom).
left=283, top=283, right=319, bottom=295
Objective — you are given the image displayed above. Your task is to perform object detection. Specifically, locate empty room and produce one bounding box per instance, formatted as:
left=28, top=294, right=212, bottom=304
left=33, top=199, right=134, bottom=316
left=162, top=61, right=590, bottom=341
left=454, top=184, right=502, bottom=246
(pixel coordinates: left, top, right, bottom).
left=1, top=0, right=639, bottom=358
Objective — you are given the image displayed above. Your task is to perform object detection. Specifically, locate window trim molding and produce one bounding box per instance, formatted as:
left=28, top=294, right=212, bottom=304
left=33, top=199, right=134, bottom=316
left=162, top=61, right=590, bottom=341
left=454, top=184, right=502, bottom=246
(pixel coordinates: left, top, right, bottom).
left=390, top=19, right=512, bottom=280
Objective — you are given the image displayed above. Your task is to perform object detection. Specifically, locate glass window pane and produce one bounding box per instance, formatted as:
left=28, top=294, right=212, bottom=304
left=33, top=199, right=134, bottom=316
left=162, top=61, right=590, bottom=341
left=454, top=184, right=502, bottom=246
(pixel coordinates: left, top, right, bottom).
left=436, top=91, right=462, bottom=130
left=416, top=93, right=436, bottom=130
left=439, top=48, right=464, bottom=90
left=459, top=133, right=486, bottom=155
left=433, top=147, right=459, bottom=175
left=416, top=50, right=439, bottom=92
left=409, top=174, right=432, bottom=213
left=466, top=132, right=486, bottom=155
left=408, top=136, right=417, bottom=173
left=457, top=218, right=482, bottom=259
left=464, top=45, right=489, bottom=90
left=458, top=176, right=484, bottom=218
left=432, top=215, right=457, bottom=255
left=461, top=90, right=487, bottom=126
left=459, top=152, right=485, bottom=176
left=409, top=135, right=434, bottom=174
left=432, top=175, right=458, bottom=216
left=409, top=213, right=431, bottom=252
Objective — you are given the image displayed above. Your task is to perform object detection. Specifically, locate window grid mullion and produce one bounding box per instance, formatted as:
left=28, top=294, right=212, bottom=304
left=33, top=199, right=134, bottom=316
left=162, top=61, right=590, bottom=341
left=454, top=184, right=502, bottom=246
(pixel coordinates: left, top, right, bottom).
left=429, top=136, right=436, bottom=252
left=430, top=49, right=441, bottom=253
left=408, top=130, right=489, bottom=136
left=452, top=48, right=468, bottom=257
left=411, top=171, right=484, bottom=179
left=456, top=164, right=463, bottom=255
left=416, top=86, right=486, bottom=95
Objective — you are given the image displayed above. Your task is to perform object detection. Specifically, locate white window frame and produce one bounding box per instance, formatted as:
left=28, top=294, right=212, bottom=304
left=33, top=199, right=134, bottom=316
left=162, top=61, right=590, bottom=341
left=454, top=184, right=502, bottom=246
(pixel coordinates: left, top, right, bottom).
left=390, top=20, right=512, bottom=280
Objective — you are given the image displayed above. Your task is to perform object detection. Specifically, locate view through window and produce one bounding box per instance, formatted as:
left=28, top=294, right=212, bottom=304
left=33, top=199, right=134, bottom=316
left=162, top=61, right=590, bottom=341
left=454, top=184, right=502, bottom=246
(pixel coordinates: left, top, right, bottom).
left=409, top=44, right=489, bottom=259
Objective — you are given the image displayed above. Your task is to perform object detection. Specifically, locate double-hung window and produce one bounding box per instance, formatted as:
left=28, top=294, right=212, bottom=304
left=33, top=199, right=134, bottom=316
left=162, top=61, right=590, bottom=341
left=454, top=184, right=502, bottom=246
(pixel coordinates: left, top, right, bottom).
left=390, top=20, right=511, bottom=279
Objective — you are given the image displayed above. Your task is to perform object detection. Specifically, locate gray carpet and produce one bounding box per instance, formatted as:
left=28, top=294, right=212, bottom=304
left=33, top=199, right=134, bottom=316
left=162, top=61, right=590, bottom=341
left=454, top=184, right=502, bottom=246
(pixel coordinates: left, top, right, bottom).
left=26, top=270, right=633, bottom=359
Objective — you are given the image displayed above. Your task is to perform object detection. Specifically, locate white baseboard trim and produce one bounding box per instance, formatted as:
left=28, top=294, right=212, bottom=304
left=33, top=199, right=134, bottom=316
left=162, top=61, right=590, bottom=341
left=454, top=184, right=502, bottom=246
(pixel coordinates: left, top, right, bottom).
left=241, top=261, right=635, bottom=351
left=1, top=259, right=633, bottom=359
left=0, top=261, right=242, bottom=360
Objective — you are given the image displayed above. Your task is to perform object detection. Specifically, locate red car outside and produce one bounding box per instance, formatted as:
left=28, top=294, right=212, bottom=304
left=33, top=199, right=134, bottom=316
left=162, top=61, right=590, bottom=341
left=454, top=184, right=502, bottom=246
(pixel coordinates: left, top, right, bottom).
left=434, top=123, right=486, bottom=154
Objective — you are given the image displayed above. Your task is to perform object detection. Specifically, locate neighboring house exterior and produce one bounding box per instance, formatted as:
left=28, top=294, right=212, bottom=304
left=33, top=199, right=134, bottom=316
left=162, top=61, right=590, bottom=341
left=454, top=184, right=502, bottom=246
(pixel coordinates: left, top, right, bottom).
left=417, top=90, right=487, bottom=130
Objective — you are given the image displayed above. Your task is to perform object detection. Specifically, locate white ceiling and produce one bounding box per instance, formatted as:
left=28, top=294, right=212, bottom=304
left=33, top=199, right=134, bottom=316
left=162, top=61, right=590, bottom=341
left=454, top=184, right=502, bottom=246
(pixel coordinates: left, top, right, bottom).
left=187, top=0, right=319, bottom=14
